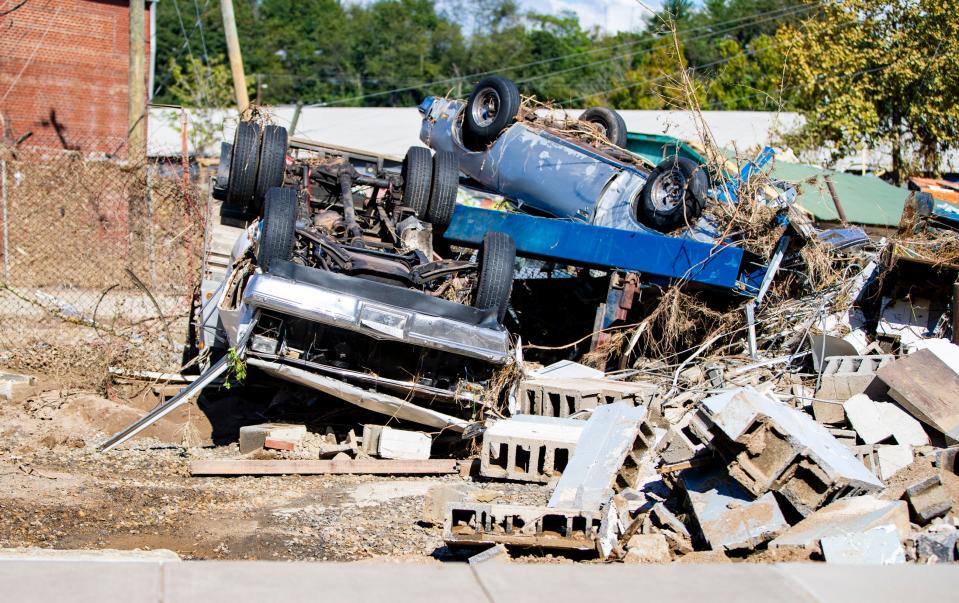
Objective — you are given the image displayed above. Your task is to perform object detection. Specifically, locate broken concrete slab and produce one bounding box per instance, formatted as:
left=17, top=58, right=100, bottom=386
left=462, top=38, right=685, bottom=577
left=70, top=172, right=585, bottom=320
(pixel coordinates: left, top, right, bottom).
left=518, top=377, right=657, bottom=418
left=769, top=495, right=910, bottom=549
left=812, top=399, right=846, bottom=426
left=444, top=502, right=602, bottom=551
left=844, top=395, right=894, bottom=444
left=468, top=544, right=509, bottom=565
left=239, top=423, right=307, bottom=454
left=699, top=387, right=882, bottom=514
left=916, top=527, right=958, bottom=563
left=548, top=402, right=653, bottom=512
left=0, top=371, right=38, bottom=402
left=480, top=415, right=584, bottom=483
left=362, top=425, right=432, bottom=460
left=422, top=484, right=475, bottom=526
left=877, top=342, right=959, bottom=442
left=623, top=533, right=671, bottom=564
left=903, top=475, right=953, bottom=524
left=877, top=445, right=914, bottom=481
left=527, top=360, right=604, bottom=380
left=816, top=355, right=893, bottom=401
left=821, top=525, right=906, bottom=564
left=679, top=467, right=788, bottom=552
left=936, top=446, right=958, bottom=475
left=843, top=395, right=929, bottom=446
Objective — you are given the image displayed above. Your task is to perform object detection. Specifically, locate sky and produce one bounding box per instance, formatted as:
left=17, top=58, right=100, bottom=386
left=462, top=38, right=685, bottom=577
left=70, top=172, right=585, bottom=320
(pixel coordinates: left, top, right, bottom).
left=520, top=0, right=661, bottom=34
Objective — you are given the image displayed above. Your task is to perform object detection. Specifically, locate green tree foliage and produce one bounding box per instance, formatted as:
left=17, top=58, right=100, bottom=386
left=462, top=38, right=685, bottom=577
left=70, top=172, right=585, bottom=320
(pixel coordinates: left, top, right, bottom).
left=778, top=0, right=959, bottom=182
left=154, top=0, right=811, bottom=111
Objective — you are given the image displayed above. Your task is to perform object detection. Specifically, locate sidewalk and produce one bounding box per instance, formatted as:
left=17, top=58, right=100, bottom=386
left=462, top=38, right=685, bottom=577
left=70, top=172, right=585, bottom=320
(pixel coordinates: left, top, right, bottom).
left=0, top=557, right=956, bottom=602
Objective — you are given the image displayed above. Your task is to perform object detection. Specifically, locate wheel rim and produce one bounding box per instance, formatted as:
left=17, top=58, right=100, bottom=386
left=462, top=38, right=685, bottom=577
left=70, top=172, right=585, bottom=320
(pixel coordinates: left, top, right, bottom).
left=650, top=169, right=687, bottom=212
left=471, top=87, right=501, bottom=128
left=587, top=119, right=608, bottom=137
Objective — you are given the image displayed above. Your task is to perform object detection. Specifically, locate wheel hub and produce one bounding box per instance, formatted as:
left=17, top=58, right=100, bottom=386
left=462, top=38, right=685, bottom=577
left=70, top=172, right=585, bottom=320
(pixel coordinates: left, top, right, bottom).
left=472, top=88, right=501, bottom=128
left=650, top=169, right=687, bottom=212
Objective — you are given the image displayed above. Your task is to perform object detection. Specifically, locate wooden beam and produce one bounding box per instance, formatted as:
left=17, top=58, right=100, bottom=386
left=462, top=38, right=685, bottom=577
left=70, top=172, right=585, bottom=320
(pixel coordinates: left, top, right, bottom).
left=189, top=458, right=459, bottom=476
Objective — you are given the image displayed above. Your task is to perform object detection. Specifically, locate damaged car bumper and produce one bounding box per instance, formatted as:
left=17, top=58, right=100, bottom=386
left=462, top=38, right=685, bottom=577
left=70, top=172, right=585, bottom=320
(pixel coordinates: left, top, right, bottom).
left=231, top=261, right=510, bottom=364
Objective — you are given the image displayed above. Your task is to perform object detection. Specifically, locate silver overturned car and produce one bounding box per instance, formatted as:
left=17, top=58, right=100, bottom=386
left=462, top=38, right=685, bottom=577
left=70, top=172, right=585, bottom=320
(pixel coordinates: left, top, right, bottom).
left=419, top=76, right=709, bottom=234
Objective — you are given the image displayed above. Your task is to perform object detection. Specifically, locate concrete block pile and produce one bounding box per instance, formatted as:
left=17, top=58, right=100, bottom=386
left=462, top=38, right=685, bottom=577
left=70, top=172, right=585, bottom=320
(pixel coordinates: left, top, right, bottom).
left=438, top=332, right=959, bottom=564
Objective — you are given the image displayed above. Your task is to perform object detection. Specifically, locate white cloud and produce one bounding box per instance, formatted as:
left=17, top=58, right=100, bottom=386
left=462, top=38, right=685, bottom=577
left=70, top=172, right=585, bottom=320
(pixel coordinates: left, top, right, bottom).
left=521, top=0, right=661, bottom=34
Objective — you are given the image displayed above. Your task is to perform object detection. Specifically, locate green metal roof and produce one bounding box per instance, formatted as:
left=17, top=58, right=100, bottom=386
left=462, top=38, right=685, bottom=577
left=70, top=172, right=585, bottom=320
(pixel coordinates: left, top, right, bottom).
left=769, top=162, right=908, bottom=226
left=625, top=132, right=909, bottom=227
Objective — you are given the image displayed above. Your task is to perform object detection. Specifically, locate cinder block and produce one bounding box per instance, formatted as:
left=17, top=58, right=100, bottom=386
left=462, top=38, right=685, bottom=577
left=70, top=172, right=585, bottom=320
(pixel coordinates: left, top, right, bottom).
left=698, top=387, right=882, bottom=516
left=362, top=425, right=432, bottom=460
left=480, top=416, right=584, bottom=483
left=816, top=355, right=894, bottom=401
left=548, top=403, right=653, bottom=511
left=239, top=423, right=307, bottom=454
left=518, top=377, right=658, bottom=417
left=812, top=399, right=846, bottom=425
left=443, top=501, right=602, bottom=551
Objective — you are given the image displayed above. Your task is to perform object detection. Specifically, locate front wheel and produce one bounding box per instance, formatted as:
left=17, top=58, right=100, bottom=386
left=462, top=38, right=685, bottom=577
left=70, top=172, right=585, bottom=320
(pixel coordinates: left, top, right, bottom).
left=579, top=106, right=628, bottom=148
left=257, top=187, right=297, bottom=272
left=463, top=76, right=521, bottom=150
left=637, top=156, right=708, bottom=232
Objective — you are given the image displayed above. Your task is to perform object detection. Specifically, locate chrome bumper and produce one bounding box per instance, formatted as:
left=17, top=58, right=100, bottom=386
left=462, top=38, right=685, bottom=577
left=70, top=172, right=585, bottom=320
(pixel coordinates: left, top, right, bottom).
left=242, top=272, right=510, bottom=364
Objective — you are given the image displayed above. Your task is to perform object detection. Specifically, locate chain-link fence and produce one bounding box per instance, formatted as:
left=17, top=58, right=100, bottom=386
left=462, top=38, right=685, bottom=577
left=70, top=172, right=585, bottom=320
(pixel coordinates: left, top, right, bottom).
left=0, top=139, right=206, bottom=386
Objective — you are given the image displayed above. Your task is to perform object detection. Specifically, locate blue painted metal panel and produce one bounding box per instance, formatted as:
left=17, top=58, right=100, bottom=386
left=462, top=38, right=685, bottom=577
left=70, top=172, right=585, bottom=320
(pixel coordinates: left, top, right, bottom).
left=445, top=205, right=748, bottom=291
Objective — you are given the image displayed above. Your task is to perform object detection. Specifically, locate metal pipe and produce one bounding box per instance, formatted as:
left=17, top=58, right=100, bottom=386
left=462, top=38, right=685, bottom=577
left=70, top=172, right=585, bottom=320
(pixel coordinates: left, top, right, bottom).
left=339, top=170, right=362, bottom=238
left=824, top=175, right=848, bottom=225
left=148, top=0, right=157, bottom=100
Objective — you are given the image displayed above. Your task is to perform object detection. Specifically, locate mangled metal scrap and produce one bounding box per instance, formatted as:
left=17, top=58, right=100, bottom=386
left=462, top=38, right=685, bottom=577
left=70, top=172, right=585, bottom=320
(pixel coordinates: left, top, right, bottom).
left=695, top=386, right=882, bottom=515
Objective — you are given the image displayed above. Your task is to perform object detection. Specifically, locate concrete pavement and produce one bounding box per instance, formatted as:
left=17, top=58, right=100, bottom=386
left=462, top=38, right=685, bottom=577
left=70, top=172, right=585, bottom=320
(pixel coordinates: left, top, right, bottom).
left=0, top=557, right=957, bottom=602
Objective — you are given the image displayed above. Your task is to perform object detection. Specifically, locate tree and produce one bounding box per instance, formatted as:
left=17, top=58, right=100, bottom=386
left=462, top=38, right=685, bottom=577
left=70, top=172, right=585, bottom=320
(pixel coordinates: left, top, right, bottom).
left=166, top=56, right=235, bottom=152
left=779, top=0, right=959, bottom=182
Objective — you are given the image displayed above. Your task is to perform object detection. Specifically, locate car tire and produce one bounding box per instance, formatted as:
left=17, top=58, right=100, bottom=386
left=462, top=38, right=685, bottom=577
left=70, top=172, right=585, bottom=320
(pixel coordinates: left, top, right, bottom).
left=474, top=231, right=515, bottom=323
left=580, top=106, right=628, bottom=148
left=402, top=146, right=432, bottom=219
left=228, top=121, right=261, bottom=212
left=426, top=150, right=459, bottom=230
left=638, top=156, right=709, bottom=232
left=463, top=76, right=521, bottom=150
left=253, top=125, right=288, bottom=214
left=257, top=187, right=298, bottom=272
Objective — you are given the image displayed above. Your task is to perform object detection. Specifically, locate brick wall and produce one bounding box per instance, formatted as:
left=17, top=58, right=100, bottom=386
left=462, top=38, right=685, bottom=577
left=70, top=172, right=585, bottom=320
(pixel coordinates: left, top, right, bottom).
left=0, top=0, right=151, bottom=156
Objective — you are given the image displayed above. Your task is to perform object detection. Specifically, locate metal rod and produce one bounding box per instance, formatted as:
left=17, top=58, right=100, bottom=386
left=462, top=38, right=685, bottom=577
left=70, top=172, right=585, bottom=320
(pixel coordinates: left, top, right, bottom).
left=289, top=101, right=303, bottom=135
left=99, top=354, right=230, bottom=452
left=339, top=170, right=362, bottom=238
left=824, top=175, right=848, bottom=225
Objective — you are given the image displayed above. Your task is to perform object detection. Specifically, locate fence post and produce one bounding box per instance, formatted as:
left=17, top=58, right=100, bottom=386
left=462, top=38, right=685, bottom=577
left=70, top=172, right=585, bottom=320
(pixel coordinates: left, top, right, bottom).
left=1, top=158, right=7, bottom=283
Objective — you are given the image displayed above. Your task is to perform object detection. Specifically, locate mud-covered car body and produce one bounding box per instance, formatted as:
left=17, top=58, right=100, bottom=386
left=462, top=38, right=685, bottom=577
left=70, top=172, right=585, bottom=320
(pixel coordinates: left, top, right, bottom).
left=420, top=96, right=658, bottom=234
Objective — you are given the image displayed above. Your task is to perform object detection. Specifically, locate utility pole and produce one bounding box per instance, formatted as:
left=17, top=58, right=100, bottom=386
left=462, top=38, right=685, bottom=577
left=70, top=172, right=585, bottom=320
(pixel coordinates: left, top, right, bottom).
left=128, top=0, right=149, bottom=268
left=221, top=0, right=250, bottom=115
left=128, top=0, right=146, bottom=158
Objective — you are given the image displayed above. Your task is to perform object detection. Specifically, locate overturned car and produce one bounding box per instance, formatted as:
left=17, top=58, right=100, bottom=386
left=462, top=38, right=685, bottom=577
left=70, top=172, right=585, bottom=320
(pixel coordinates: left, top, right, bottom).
left=419, top=75, right=710, bottom=234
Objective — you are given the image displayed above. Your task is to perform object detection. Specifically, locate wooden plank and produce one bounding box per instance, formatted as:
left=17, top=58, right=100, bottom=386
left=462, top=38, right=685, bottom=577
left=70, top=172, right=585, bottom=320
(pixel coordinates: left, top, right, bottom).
left=877, top=348, right=959, bottom=440
left=189, top=458, right=459, bottom=476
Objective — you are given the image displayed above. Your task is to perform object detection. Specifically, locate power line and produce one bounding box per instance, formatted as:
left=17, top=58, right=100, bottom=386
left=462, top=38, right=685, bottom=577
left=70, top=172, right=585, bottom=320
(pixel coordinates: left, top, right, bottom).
left=309, top=2, right=819, bottom=106
left=562, top=16, right=854, bottom=107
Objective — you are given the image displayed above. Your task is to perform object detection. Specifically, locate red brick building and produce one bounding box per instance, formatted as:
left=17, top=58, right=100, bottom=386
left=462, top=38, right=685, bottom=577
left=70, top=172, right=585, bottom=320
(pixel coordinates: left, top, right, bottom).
left=0, top=0, right=152, bottom=156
